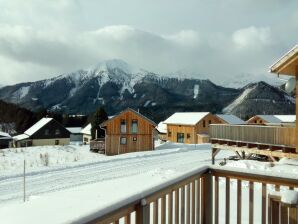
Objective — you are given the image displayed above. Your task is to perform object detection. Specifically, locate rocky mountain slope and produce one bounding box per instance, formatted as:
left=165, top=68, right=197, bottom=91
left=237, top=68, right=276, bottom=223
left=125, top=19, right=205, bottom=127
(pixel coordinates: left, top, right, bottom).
left=0, top=60, right=294, bottom=121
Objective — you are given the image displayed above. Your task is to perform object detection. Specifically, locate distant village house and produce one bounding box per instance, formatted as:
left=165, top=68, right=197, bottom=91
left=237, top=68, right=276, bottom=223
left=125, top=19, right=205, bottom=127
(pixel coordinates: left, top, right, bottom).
left=66, top=127, right=83, bottom=142
left=12, top=118, right=70, bottom=147
left=0, top=131, right=12, bottom=149
left=80, top=124, right=92, bottom=144
left=164, top=112, right=225, bottom=144
left=247, top=115, right=295, bottom=126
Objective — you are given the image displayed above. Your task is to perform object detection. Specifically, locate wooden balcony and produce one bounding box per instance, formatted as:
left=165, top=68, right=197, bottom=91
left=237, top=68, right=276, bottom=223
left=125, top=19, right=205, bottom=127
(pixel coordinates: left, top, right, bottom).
left=90, top=138, right=105, bottom=153
left=75, top=166, right=298, bottom=224
left=209, top=124, right=297, bottom=161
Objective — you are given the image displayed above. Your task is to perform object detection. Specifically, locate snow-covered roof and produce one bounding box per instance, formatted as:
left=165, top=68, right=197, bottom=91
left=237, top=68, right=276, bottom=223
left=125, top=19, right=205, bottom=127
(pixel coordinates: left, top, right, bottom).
left=80, top=124, right=91, bottom=135
left=256, top=115, right=281, bottom=123
left=13, top=134, right=29, bottom=141
left=0, top=131, right=11, bottom=138
left=24, top=118, right=53, bottom=136
left=66, top=127, right=82, bottom=134
left=164, top=112, right=210, bottom=126
left=156, top=122, right=167, bottom=134
left=253, top=115, right=296, bottom=124
left=216, top=114, right=245, bottom=125
left=274, top=115, right=296, bottom=123
left=270, top=45, right=298, bottom=76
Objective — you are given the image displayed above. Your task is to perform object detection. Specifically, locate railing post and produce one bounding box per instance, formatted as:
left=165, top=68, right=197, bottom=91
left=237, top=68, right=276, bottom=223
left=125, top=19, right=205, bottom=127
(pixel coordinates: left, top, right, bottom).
left=202, top=171, right=213, bottom=224
left=136, top=199, right=150, bottom=224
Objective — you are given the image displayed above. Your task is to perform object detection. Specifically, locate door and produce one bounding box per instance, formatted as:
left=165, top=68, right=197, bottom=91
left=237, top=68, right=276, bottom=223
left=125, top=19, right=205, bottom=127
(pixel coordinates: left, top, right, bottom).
left=177, top=133, right=185, bottom=143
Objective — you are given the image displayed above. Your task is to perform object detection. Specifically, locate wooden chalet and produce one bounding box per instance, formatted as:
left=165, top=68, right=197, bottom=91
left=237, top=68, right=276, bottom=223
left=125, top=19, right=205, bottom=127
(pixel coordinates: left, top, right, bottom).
left=210, top=45, right=298, bottom=163
left=247, top=115, right=295, bottom=126
left=99, top=108, right=156, bottom=155
left=0, top=131, right=12, bottom=149
left=12, top=118, right=70, bottom=147
left=164, top=112, right=224, bottom=144
left=80, top=123, right=92, bottom=144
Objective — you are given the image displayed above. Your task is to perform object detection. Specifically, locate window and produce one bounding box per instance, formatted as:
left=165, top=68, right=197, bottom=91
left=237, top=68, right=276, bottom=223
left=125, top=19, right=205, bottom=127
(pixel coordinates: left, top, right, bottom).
left=55, top=129, right=60, bottom=135
left=131, top=120, right=138, bottom=134
left=120, top=137, right=127, bottom=145
left=177, top=133, right=184, bottom=143
left=120, top=120, right=127, bottom=133
left=168, top=131, right=172, bottom=137
left=84, top=137, right=89, bottom=143
left=209, top=120, right=212, bottom=125
left=44, top=129, right=49, bottom=135
left=55, top=140, right=59, bottom=145
left=187, top=133, right=191, bottom=139
left=132, top=137, right=137, bottom=142
left=203, top=120, right=206, bottom=128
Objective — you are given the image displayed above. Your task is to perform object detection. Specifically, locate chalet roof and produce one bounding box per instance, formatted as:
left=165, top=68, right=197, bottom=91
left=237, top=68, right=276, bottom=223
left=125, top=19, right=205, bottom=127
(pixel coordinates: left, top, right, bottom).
left=156, top=122, right=167, bottom=134
left=164, top=112, right=210, bottom=126
left=24, top=118, right=53, bottom=136
left=216, top=114, right=245, bottom=125
left=66, top=127, right=82, bottom=134
left=270, top=45, right=298, bottom=76
left=13, top=134, right=29, bottom=141
left=250, top=115, right=296, bottom=124
left=80, top=124, right=91, bottom=135
left=100, top=108, right=156, bottom=127
left=273, top=115, right=295, bottom=123
left=0, top=131, right=11, bottom=138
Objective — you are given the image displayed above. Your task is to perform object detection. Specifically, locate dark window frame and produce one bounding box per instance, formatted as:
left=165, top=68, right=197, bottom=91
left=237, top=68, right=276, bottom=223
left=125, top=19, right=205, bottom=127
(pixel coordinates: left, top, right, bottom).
left=131, top=120, right=138, bottom=134
left=120, top=137, right=127, bottom=145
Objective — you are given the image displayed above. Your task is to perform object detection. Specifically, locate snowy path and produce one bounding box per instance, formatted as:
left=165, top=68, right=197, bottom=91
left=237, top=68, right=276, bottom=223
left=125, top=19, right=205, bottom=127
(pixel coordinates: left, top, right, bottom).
left=0, top=146, right=224, bottom=203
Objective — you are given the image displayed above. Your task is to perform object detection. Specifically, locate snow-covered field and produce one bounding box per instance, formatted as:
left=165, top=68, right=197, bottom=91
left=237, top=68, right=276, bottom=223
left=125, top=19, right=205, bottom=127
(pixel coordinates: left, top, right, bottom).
left=0, top=142, right=297, bottom=224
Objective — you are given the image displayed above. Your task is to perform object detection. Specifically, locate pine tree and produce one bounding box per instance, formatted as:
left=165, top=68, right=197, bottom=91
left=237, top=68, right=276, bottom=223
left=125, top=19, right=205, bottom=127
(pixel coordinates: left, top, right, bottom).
left=91, top=107, right=108, bottom=139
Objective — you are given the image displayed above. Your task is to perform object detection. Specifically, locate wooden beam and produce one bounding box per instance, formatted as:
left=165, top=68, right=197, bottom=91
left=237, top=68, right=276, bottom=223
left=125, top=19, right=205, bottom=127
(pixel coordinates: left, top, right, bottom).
left=212, top=148, right=221, bottom=164
left=212, top=144, right=298, bottom=159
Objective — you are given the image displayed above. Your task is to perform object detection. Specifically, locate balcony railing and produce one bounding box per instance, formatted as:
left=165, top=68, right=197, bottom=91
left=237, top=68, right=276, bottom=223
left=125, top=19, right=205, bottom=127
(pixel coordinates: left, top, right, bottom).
left=209, top=124, right=296, bottom=148
left=75, top=166, right=298, bottom=224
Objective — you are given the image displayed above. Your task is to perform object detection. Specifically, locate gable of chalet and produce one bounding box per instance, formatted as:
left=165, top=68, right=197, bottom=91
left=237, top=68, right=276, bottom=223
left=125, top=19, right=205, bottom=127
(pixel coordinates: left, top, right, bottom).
left=13, top=118, right=70, bottom=141
left=100, top=108, right=156, bottom=127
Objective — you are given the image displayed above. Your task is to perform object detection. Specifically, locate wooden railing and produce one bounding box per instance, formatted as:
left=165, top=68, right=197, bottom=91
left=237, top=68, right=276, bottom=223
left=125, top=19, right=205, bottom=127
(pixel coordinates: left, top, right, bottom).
left=75, top=166, right=298, bottom=224
left=210, top=124, right=296, bottom=148
left=90, top=138, right=105, bottom=153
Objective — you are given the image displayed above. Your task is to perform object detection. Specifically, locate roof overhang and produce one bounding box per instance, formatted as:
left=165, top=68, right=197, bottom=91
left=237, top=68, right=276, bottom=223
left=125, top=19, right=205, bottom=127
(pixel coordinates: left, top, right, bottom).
left=270, top=45, right=298, bottom=76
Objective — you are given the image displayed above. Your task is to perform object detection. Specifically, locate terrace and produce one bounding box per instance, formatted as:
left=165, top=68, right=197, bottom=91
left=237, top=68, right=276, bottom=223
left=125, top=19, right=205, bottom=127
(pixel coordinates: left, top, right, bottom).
left=209, top=124, right=297, bottom=163
left=76, top=166, right=298, bottom=224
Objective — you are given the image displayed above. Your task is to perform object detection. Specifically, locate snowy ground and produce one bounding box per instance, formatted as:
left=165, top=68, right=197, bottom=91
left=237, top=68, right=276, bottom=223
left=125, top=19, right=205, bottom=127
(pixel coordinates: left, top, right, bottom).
left=0, top=142, right=297, bottom=224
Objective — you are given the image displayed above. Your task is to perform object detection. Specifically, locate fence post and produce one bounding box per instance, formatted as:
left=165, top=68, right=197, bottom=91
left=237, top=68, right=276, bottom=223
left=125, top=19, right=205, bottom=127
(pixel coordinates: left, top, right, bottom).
left=23, top=159, right=26, bottom=202
left=202, top=171, right=213, bottom=224
left=136, top=199, right=150, bottom=224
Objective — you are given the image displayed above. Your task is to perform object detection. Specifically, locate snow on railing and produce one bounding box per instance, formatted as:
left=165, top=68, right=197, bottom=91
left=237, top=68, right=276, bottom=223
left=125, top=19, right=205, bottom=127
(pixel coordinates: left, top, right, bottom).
left=74, top=165, right=298, bottom=224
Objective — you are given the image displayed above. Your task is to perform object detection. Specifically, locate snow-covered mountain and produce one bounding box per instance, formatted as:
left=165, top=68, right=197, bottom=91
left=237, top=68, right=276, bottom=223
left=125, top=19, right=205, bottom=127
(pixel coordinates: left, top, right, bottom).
left=223, top=82, right=295, bottom=119
left=0, top=60, right=294, bottom=121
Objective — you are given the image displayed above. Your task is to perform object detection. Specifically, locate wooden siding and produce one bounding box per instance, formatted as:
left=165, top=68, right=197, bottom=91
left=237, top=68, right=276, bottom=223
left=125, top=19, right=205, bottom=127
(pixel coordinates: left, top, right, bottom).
left=296, top=69, right=298, bottom=153
left=247, top=116, right=268, bottom=125
left=167, top=114, right=224, bottom=144
left=103, top=110, right=155, bottom=155
left=210, top=124, right=296, bottom=148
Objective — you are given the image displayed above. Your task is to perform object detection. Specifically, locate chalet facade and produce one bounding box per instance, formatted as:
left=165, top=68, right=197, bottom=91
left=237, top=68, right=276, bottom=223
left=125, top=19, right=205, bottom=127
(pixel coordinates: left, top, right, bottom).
left=164, top=112, right=224, bottom=144
left=100, top=108, right=156, bottom=156
left=0, top=131, right=11, bottom=149
left=247, top=115, right=295, bottom=126
left=12, top=118, right=70, bottom=147
left=81, top=124, right=92, bottom=144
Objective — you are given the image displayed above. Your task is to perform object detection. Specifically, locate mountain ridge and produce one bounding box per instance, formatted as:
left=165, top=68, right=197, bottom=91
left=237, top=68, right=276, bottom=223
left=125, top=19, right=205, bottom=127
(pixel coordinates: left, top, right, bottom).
left=0, top=60, right=294, bottom=121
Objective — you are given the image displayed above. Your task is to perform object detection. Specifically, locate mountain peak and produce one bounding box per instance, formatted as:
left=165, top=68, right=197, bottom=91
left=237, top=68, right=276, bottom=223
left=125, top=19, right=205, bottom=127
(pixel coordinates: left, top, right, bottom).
left=90, top=59, right=143, bottom=74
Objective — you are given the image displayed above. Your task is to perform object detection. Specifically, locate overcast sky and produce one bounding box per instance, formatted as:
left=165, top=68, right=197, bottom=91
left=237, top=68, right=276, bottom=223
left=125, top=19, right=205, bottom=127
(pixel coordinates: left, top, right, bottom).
left=0, top=0, right=297, bottom=85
